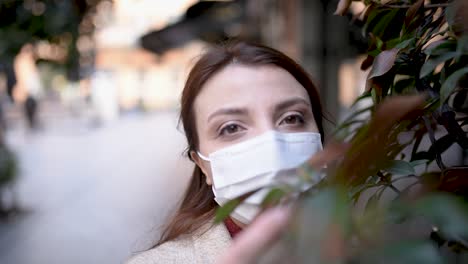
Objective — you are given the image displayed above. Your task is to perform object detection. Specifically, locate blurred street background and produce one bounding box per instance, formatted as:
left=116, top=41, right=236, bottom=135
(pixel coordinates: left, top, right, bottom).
left=0, top=0, right=464, bottom=264
left=1, top=108, right=193, bottom=263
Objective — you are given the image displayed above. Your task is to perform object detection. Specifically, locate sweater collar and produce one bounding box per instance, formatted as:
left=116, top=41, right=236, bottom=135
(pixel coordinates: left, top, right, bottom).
left=223, top=217, right=243, bottom=238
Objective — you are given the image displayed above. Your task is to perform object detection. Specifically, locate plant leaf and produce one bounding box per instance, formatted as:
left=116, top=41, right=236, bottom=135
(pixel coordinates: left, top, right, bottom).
left=368, top=48, right=399, bottom=79
left=261, top=188, right=286, bottom=207
left=423, top=39, right=448, bottom=55
left=456, top=34, right=468, bottom=56
left=387, top=160, right=415, bottom=175
left=404, top=0, right=424, bottom=28
left=295, top=188, right=349, bottom=262
left=351, top=91, right=372, bottom=108
left=373, top=9, right=399, bottom=37
left=424, top=40, right=456, bottom=56
left=365, top=192, right=380, bottom=212
left=446, top=1, right=458, bottom=27
left=409, top=159, right=429, bottom=168
left=214, top=199, right=240, bottom=223
left=334, top=105, right=372, bottom=135
left=440, top=67, right=468, bottom=103
left=395, top=38, right=415, bottom=49
left=361, top=240, right=443, bottom=264
left=369, top=94, right=426, bottom=135
left=350, top=182, right=379, bottom=202
left=334, top=0, right=352, bottom=16
left=420, top=52, right=458, bottom=78
left=414, top=194, right=468, bottom=238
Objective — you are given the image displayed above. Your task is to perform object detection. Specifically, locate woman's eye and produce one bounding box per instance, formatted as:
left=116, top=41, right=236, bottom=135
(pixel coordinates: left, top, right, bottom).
left=219, top=124, right=243, bottom=136
left=280, top=114, right=305, bottom=126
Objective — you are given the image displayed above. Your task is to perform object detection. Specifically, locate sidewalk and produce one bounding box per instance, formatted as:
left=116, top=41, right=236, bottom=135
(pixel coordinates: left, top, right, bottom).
left=0, top=108, right=193, bottom=264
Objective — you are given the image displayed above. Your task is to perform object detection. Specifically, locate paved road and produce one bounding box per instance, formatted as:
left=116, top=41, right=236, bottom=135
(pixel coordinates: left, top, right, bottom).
left=0, top=110, right=193, bottom=264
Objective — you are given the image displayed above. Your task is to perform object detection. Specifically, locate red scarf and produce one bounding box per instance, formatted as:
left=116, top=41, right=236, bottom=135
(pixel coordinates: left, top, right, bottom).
left=223, top=217, right=243, bottom=238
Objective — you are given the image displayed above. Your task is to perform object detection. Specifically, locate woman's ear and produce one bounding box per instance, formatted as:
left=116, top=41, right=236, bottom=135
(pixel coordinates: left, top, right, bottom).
left=190, top=150, right=213, bottom=186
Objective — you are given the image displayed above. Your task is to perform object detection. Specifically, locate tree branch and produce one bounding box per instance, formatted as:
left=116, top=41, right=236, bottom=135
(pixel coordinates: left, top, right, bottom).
left=388, top=184, right=402, bottom=194
left=423, top=116, right=446, bottom=170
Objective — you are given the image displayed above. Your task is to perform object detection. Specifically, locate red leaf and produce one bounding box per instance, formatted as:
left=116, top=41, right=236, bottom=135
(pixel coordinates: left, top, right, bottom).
left=368, top=48, right=399, bottom=79
left=334, top=0, right=352, bottom=16
left=369, top=94, right=426, bottom=135
left=361, top=55, right=374, bottom=71
left=305, top=141, right=350, bottom=169
left=360, top=3, right=375, bottom=21
left=404, top=0, right=424, bottom=27
left=454, top=0, right=468, bottom=35
left=366, top=48, right=399, bottom=91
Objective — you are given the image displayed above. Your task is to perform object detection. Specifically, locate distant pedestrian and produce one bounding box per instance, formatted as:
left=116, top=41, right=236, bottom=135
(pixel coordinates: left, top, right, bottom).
left=13, top=44, right=43, bottom=131
left=24, top=95, right=38, bottom=129
left=0, top=100, right=5, bottom=132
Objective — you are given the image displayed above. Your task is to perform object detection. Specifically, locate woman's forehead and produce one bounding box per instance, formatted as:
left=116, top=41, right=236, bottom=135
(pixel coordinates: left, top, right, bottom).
left=193, top=64, right=311, bottom=116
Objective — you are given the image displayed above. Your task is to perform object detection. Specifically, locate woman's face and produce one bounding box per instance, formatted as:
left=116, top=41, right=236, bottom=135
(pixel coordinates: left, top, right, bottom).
left=191, top=64, right=319, bottom=185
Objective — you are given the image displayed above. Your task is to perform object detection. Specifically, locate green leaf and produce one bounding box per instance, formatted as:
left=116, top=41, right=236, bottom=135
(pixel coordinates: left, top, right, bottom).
left=414, top=194, right=468, bottom=238
left=363, top=8, right=383, bottom=34
left=261, top=188, right=286, bottom=207
left=376, top=37, right=384, bottom=50
left=373, top=9, right=399, bottom=37
left=456, top=34, right=468, bottom=56
left=334, top=119, right=367, bottom=136
left=214, top=199, right=240, bottom=223
left=409, top=159, right=429, bottom=168
left=361, top=240, right=443, bottom=264
left=395, top=38, right=415, bottom=49
left=387, top=160, right=415, bottom=175
left=295, top=188, right=349, bottom=263
left=351, top=91, right=372, bottom=108
left=445, top=1, right=458, bottom=27
left=404, top=0, right=424, bottom=28
left=393, top=77, right=415, bottom=93
left=365, top=192, right=380, bottom=212
left=424, top=40, right=456, bottom=56
left=350, top=183, right=374, bottom=201
left=440, top=67, right=468, bottom=103
left=369, top=174, right=380, bottom=184
left=335, top=105, right=372, bottom=130
left=420, top=52, right=457, bottom=78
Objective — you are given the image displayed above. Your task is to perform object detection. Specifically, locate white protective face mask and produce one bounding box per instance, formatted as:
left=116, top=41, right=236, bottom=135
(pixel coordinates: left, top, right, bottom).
left=197, top=130, right=324, bottom=224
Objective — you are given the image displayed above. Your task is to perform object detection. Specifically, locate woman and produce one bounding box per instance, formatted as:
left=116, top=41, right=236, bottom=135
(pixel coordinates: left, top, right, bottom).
left=127, top=41, right=325, bottom=263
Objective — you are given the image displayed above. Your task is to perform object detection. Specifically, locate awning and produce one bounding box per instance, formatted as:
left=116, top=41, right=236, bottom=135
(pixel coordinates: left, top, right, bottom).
left=140, top=0, right=246, bottom=55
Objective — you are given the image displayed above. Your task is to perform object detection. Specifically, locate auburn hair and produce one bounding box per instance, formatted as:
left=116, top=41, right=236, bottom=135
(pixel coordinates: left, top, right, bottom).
left=154, top=41, right=325, bottom=246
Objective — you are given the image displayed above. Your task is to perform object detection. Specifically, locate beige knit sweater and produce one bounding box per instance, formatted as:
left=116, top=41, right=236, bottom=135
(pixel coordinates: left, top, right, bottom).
left=126, top=223, right=232, bottom=264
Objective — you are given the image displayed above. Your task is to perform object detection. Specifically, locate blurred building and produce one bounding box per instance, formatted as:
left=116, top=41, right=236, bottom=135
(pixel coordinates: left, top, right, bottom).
left=91, top=0, right=204, bottom=119
left=4, top=0, right=371, bottom=126
left=29, top=0, right=369, bottom=126
left=245, top=0, right=369, bottom=123
left=139, top=0, right=369, bottom=131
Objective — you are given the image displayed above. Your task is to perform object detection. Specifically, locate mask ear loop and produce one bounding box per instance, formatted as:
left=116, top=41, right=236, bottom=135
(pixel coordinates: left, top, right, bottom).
left=197, top=151, right=211, bottom=162
left=197, top=151, right=214, bottom=189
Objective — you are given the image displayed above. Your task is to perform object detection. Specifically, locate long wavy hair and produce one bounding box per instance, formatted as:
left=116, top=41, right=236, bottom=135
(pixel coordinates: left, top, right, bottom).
left=154, top=41, right=325, bottom=246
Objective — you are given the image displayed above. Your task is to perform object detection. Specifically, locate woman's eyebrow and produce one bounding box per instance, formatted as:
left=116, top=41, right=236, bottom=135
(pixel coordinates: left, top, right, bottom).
left=207, top=107, right=248, bottom=122
left=274, top=98, right=311, bottom=112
